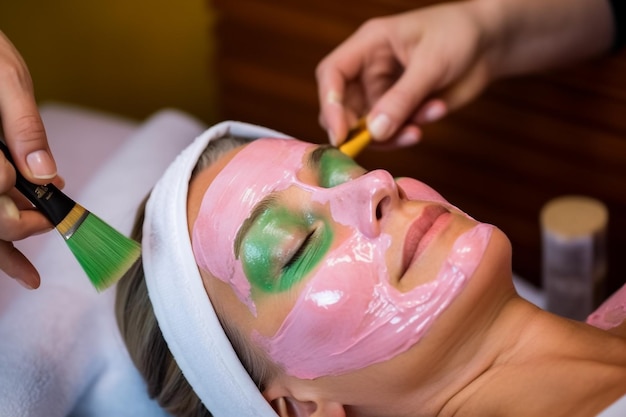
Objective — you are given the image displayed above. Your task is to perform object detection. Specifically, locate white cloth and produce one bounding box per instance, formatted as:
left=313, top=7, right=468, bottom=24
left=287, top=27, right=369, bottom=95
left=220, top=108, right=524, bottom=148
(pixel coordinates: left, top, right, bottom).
left=598, top=394, right=626, bottom=416
left=0, top=103, right=206, bottom=416
left=143, top=121, right=291, bottom=417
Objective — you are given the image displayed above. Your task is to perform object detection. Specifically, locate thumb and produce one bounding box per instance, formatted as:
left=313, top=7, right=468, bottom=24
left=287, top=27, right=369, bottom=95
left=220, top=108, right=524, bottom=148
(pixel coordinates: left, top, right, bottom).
left=1, top=98, right=57, bottom=184
left=366, top=63, right=439, bottom=142
left=0, top=31, right=57, bottom=183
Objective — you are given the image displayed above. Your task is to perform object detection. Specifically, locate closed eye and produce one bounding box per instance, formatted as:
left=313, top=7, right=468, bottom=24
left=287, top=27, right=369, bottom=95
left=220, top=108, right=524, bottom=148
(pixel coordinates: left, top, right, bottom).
left=283, top=229, right=316, bottom=270
left=275, top=220, right=333, bottom=292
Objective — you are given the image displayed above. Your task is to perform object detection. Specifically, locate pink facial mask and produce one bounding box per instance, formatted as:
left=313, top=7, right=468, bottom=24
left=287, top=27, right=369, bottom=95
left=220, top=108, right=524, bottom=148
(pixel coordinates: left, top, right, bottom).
left=192, top=139, right=493, bottom=378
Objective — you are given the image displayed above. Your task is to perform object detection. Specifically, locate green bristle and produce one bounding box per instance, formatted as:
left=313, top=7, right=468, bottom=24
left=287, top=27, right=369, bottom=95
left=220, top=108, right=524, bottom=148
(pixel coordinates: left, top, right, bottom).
left=64, top=213, right=141, bottom=291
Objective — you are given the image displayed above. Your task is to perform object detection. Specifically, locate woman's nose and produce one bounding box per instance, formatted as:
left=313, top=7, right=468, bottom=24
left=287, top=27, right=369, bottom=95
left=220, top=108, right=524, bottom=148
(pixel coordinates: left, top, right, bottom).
left=333, top=169, right=399, bottom=238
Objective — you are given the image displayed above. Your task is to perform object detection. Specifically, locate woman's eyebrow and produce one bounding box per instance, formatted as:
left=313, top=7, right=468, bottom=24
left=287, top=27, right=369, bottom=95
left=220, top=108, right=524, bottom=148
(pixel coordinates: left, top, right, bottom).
left=307, top=145, right=335, bottom=171
left=234, top=194, right=280, bottom=259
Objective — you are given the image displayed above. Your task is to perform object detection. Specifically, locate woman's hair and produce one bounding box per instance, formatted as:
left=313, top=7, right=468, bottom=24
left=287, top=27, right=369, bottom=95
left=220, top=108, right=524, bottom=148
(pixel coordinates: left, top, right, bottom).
left=115, top=135, right=277, bottom=417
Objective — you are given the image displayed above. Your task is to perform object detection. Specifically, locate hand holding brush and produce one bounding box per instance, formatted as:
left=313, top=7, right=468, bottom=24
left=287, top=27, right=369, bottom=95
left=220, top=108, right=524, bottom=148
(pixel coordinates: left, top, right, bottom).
left=0, top=31, right=60, bottom=288
left=0, top=140, right=140, bottom=291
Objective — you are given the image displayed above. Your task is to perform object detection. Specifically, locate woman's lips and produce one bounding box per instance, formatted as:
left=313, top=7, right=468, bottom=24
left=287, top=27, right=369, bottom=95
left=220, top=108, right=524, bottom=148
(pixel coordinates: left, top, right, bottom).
left=401, top=205, right=450, bottom=279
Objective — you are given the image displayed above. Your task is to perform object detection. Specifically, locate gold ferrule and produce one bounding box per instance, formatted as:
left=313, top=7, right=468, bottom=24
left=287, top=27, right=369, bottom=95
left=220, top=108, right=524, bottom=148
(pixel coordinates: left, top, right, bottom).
left=57, top=204, right=88, bottom=240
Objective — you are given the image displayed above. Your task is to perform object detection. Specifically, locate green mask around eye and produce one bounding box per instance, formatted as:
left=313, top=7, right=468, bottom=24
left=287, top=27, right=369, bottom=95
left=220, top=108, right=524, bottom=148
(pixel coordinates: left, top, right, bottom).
left=319, top=149, right=364, bottom=188
left=240, top=206, right=332, bottom=293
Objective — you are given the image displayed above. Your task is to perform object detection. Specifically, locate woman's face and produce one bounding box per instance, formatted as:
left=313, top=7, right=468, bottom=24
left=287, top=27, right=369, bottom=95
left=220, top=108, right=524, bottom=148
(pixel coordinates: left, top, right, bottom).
left=188, top=138, right=499, bottom=382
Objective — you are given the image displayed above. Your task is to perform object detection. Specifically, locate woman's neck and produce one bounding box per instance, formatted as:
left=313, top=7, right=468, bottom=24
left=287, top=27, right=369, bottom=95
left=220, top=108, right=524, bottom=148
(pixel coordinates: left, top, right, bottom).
left=444, top=294, right=626, bottom=416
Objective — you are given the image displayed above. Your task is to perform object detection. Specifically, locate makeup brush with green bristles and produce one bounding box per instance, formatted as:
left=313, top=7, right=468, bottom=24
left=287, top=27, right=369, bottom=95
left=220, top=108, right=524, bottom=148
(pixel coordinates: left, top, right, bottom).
left=0, top=140, right=140, bottom=291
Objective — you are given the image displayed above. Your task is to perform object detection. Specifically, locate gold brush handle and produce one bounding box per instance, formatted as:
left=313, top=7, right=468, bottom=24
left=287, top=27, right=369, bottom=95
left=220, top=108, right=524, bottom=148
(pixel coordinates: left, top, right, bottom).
left=339, top=118, right=371, bottom=158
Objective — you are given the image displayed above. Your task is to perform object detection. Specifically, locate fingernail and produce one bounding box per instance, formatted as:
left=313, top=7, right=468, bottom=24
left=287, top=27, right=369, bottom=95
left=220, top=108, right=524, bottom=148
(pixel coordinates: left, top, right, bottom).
left=26, top=150, right=57, bottom=180
left=422, top=101, right=447, bottom=123
left=326, top=90, right=342, bottom=104
left=329, top=131, right=338, bottom=147
left=0, top=195, right=19, bottom=220
left=369, top=114, right=392, bottom=140
left=396, top=130, right=421, bottom=147
left=16, top=278, right=35, bottom=290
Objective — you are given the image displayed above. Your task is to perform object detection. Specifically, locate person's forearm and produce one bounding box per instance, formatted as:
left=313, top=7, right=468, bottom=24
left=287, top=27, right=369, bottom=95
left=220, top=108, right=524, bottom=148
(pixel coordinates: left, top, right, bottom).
left=473, top=0, right=615, bottom=80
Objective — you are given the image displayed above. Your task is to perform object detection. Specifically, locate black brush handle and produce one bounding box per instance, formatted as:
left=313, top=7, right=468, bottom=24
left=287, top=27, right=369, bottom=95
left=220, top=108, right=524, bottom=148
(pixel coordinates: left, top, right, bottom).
left=0, top=140, right=75, bottom=226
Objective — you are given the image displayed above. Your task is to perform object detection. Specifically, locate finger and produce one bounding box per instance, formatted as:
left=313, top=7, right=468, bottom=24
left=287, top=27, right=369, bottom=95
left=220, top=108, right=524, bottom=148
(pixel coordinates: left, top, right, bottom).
left=316, top=21, right=388, bottom=145
left=317, top=84, right=349, bottom=147
left=51, top=173, right=65, bottom=189
left=0, top=195, right=52, bottom=241
left=367, top=59, right=444, bottom=142
left=415, top=99, right=448, bottom=125
left=368, top=124, right=423, bottom=150
left=0, top=35, right=57, bottom=184
left=0, top=99, right=56, bottom=183
left=317, top=56, right=366, bottom=146
left=1, top=157, right=64, bottom=209
left=390, top=124, right=422, bottom=148
left=0, top=151, right=17, bottom=193
left=316, top=44, right=354, bottom=146
left=0, top=240, right=39, bottom=289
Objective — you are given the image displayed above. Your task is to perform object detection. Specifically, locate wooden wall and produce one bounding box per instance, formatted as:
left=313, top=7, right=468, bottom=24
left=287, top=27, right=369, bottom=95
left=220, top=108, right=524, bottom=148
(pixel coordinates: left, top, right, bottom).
left=211, top=0, right=626, bottom=296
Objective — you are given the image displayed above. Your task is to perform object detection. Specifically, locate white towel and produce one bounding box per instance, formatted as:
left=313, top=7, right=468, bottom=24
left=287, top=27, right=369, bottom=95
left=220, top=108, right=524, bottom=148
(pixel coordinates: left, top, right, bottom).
left=143, top=121, right=290, bottom=417
left=0, top=104, right=206, bottom=416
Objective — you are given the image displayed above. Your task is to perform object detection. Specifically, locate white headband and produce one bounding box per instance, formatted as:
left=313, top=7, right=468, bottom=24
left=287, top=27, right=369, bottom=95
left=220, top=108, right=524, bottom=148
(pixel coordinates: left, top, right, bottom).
left=143, top=121, right=291, bottom=417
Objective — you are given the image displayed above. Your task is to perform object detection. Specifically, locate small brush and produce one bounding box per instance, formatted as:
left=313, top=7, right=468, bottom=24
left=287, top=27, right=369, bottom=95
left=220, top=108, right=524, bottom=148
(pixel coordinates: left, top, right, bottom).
left=0, top=140, right=140, bottom=291
left=339, top=118, right=372, bottom=158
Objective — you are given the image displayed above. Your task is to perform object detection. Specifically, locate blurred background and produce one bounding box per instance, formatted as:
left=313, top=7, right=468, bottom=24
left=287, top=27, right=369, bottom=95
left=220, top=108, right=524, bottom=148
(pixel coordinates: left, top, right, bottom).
left=2, top=0, right=626, bottom=302
left=1, top=0, right=215, bottom=122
